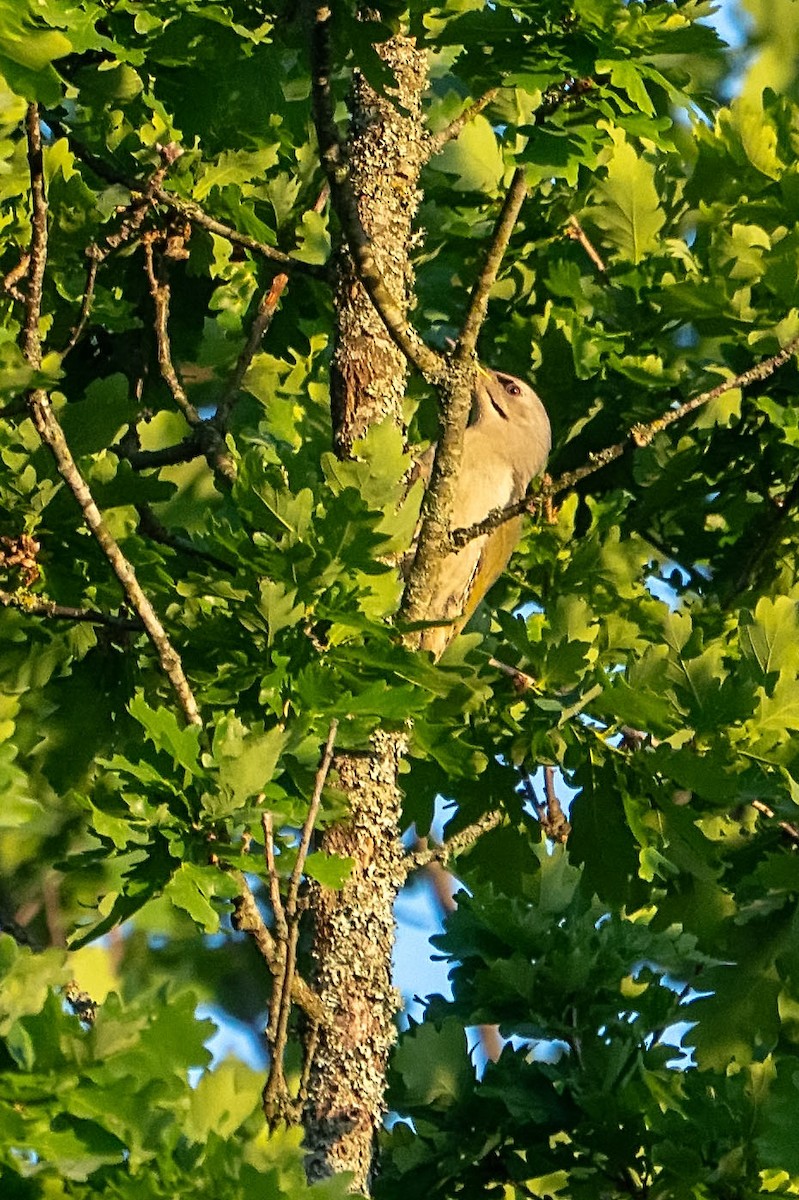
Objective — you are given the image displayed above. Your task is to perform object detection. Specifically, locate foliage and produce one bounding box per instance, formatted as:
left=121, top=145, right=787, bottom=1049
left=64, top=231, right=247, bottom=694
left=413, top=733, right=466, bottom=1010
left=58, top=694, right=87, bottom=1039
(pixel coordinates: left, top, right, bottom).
left=2, top=0, right=799, bottom=1197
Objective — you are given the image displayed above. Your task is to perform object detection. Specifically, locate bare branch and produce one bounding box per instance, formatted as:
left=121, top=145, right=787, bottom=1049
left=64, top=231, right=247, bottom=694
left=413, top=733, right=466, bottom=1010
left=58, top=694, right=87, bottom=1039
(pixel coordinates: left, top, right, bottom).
left=456, top=167, right=528, bottom=361
left=287, top=719, right=338, bottom=918
left=261, top=720, right=338, bottom=1127
left=263, top=811, right=288, bottom=941
left=487, top=656, right=538, bottom=692
left=542, top=765, right=571, bottom=843
left=519, top=768, right=570, bottom=843
left=155, top=190, right=326, bottom=276
left=309, top=3, right=442, bottom=381
left=48, top=120, right=324, bottom=277
left=230, top=873, right=325, bottom=1023
left=22, top=105, right=47, bottom=369
left=215, top=272, right=289, bottom=429
left=450, top=331, right=799, bottom=548
left=121, top=435, right=204, bottom=471
left=752, top=798, right=799, bottom=844
left=405, top=809, right=503, bottom=873
left=142, top=235, right=202, bottom=427
left=21, top=105, right=202, bottom=728
left=565, top=214, right=607, bottom=275
left=61, top=247, right=100, bottom=357
left=401, top=170, right=529, bottom=633
left=425, top=89, right=499, bottom=159
left=0, top=588, right=142, bottom=630
left=3, top=252, right=30, bottom=302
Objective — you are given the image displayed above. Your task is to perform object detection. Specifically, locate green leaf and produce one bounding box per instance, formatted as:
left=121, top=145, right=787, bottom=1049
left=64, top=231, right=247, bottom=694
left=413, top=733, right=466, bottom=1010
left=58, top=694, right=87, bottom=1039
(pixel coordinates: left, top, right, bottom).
left=163, top=864, right=221, bottom=932
left=587, top=127, right=665, bottom=262
left=392, top=1018, right=474, bottom=1109
left=128, top=693, right=203, bottom=778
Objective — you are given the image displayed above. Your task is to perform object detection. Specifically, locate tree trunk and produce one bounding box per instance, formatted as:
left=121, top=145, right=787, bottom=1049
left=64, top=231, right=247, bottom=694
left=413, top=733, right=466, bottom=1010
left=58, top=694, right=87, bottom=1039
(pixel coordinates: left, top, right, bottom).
left=303, top=32, right=428, bottom=1195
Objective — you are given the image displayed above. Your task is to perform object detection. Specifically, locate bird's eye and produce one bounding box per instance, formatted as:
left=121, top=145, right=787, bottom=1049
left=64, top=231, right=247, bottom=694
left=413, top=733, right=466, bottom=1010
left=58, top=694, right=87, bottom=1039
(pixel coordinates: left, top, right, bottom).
left=504, top=382, right=521, bottom=397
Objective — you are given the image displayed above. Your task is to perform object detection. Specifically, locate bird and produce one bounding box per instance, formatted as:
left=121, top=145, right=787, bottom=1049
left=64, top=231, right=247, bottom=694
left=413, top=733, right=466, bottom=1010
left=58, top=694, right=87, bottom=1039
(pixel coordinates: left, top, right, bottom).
left=416, top=368, right=550, bottom=660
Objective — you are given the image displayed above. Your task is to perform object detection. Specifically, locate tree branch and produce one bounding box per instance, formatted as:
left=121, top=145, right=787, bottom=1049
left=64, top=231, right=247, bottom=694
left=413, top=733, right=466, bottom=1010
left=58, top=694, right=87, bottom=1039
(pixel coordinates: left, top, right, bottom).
left=424, top=89, right=499, bottom=160
left=449, top=332, right=799, bottom=548
left=0, top=588, right=142, bottom=630
left=21, top=104, right=203, bottom=729
left=401, top=169, right=529, bottom=633
left=565, top=214, right=607, bottom=275
left=121, top=435, right=205, bottom=471
left=214, top=272, right=289, bottom=429
left=309, top=3, right=443, bottom=382
left=456, top=166, right=528, bottom=361
left=231, top=873, right=325, bottom=1023
left=542, top=765, right=571, bottom=843
left=262, top=720, right=338, bottom=1126
left=142, top=235, right=202, bottom=428
left=61, top=247, right=100, bottom=357
left=49, top=120, right=324, bottom=277
left=405, top=809, right=503, bottom=874
left=752, top=798, right=799, bottom=845
left=3, top=252, right=30, bottom=302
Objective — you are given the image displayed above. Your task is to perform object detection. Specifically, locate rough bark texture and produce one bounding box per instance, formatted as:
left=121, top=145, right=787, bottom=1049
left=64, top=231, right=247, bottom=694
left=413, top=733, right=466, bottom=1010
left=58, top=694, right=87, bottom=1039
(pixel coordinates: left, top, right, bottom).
left=330, top=36, right=428, bottom=456
left=303, top=32, right=428, bottom=1195
left=304, top=733, right=406, bottom=1191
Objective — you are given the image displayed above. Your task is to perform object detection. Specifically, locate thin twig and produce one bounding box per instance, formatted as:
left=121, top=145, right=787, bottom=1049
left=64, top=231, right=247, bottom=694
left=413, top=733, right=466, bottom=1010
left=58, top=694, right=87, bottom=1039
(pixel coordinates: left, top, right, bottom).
left=449, top=332, right=799, bottom=548
left=230, top=874, right=325, bottom=1022
left=309, top=3, right=442, bottom=381
left=60, top=154, right=180, bottom=359
left=142, top=235, right=202, bottom=427
left=215, top=272, right=289, bottom=429
left=0, top=588, right=142, bottom=630
left=61, top=247, right=100, bottom=356
left=286, top=719, right=338, bottom=917
left=157, top=190, right=325, bottom=276
left=565, top=215, right=607, bottom=274
left=401, top=169, right=529, bottom=633
left=311, top=181, right=330, bottom=213
left=2, top=252, right=30, bottom=302
left=261, top=719, right=338, bottom=1126
left=488, top=656, right=538, bottom=692
left=21, top=104, right=202, bottom=729
left=263, top=811, right=288, bottom=940
left=425, top=89, right=500, bottom=159
left=405, top=809, right=503, bottom=873
left=543, top=765, right=571, bottom=843
left=261, top=808, right=292, bottom=1121
left=22, top=105, right=47, bottom=368
left=48, top=120, right=323, bottom=277
left=752, top=799, right=799, bottom=844
left=456, top=166, right=528, bottom=361
left=122, top=434, right=204, bottom=471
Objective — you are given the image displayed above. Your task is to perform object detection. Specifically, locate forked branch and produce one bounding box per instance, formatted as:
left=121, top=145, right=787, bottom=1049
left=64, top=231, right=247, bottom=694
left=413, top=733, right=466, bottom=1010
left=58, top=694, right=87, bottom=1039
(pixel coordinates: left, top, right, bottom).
left=401, top=168, right=530, bottom=630
left=21, top=104, right=202, bottom=729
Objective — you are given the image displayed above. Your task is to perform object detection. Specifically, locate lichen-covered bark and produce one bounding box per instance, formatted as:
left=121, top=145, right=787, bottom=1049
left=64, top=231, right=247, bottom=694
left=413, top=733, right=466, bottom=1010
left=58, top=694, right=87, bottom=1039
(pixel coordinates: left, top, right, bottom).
left=330, top=36, right=428, bottom=456
left=304, top=733, right=406, bottom=1191
left=303, top=31, right=428, bottom=1195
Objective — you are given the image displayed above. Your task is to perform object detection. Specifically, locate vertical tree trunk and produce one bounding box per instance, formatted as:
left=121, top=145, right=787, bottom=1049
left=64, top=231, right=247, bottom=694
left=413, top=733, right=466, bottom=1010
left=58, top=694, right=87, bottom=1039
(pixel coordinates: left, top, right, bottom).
left=303, top=32, right=428, bottom=1195
left=329, top=36, right=428, bottom=456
